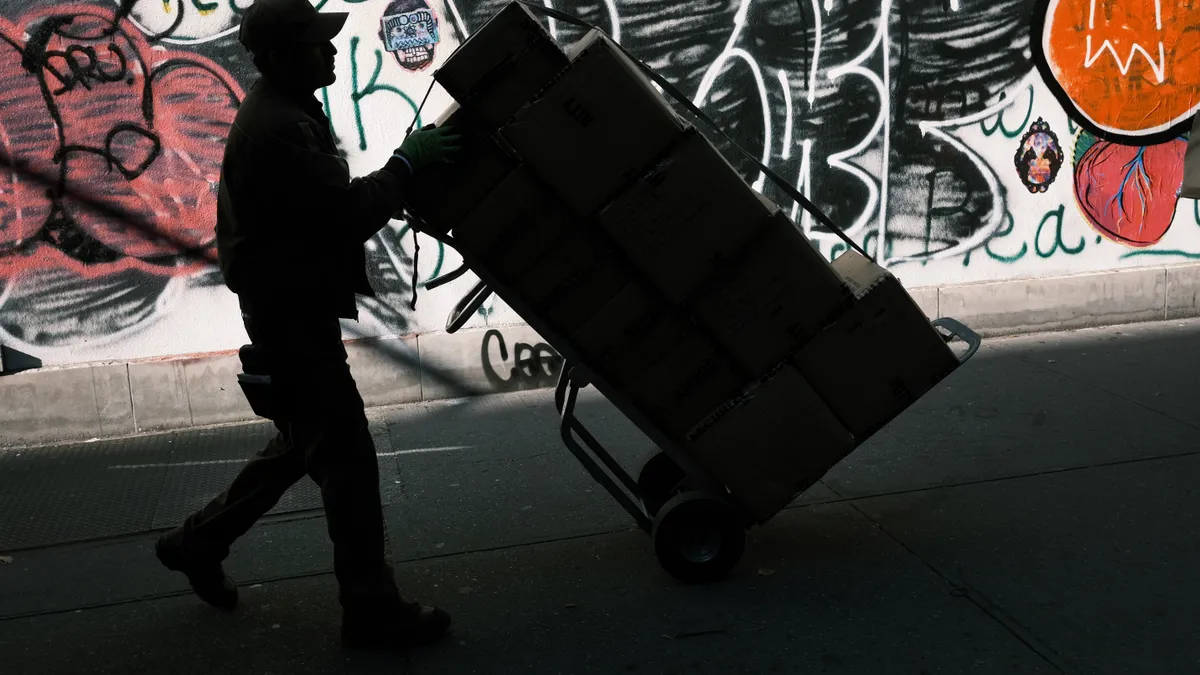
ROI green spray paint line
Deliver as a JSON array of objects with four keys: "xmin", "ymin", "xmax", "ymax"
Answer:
[
  {"xmin": 350, "ymin": 37, "xmax": 422, "ymax": 152},
  {"xmin": 980, "ymin": 86, "xmax": 1033, "ymax": 139},
  {"xmin": 1120, "ymin": 249, "xmax": 1200, "ymax": 260}
]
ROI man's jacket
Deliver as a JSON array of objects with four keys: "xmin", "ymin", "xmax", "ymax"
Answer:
[{"xmin": 215, "ymin": 78, "xmax": 411, "ymax": 319}]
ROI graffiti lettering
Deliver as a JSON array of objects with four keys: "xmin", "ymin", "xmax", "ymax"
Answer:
[
  {"xmin": 347, "ymin": 35, "xmax": 421, "ymax": 152},
  {"xmin": 44, "ymin": 43, "xmax": 129, "ymax": 93},
  {"xmin": 984, "ymin": 211, "xmax": 1029, "ymax": 264},
  {"xmin": 481, "ymin": 328, "xmax": 563, "ymax": 390},
  {"xmin": 910, "ymin": 83, "xmax": 991, "ymax": 120},
  {"xmin": 1034, "ymin": 205, "xmax": 1086, "ymax": 259},
  {"xmin": 393, "ymin": 222, "xmax": 444, "ymax": 288},
  {"xmin": 826, "ymin": 230, "xmax": 891, "ymax": 264},
  {"xmin": 979, "ymin": 87, "xmax": 1034, "ymax": 139},
  {"xmin": 54, "ymin": 123, "xmax": 161, "ymax": 181},
  {"xmin": 919, "ymin": 167, "xmax": 978, "ymax": 264},
  {"xmin": 0, "ymin": 5, "xmax": 242, "ymax": 349},
  {"xmin": 0, "ymin": 0, "xmax": 1198, "ymax": 370}
]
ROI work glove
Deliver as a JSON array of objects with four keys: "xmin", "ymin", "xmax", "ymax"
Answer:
[{"xmin": 397, "ymin": 124, "xmax": 463, "ymax": 172}]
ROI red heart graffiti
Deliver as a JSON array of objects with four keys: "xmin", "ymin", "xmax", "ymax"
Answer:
[{"xmin": 1073, "ymin": 135, "xmax": 1187, "ymax": 247}]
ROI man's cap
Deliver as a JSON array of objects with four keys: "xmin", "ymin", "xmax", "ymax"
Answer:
[{"xmin": 238, "ymin": 0, "xmax": 349, "ymax": 53}]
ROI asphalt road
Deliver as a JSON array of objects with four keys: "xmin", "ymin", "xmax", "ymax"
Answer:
[{"xmin": 2, "ymin": 318, "xmax": 1199, "ymax": 674}]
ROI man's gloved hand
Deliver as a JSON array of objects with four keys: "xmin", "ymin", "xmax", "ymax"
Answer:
[{"xmin": 397, "ymin": 125, "xmax": 463, "ymax": 172}]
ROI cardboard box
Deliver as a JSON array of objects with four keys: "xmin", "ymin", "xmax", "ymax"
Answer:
[
  {"xmin": 627, "ymin": 331, "xmax": 748, "ymax": 441},
  {"xmin": 597, "ymin": 129, "xmax": 772, "ymax": 302},
  {"xmin": 686, "ymin": 210, "xmax": 854, "ymax": 377},
  {"xmin": 452, "ymin": 167, "xmax": 577, "ymax": 284},
  {"xmin": 685, "ymin": 365, "xmax": 856, "ymax": 523},
  {"xmin": 588, "ymin": 308, "xmax": 697, "ymax": 389},
  {"xmin": 567, "ymin": 280, "xmax": 663, "ymax": 359},
  {"xmin": 793, "ymin": 250, "xmax": 961, "ymax": 439},
  {"xmin": 405, "ymin": 103, "xmax": 519, "ymax": 235},
  {"xmin": 507, "ymin": 227, "xmax": 632, "ymax": 336},
  {"xmin": 433, "ymin": 2, "xmax": 569, "ymax": 128},
  {"xmin": 499, "ymin": 29, "xmax": 687, "ymax": 216},
  {"xmin": 535, "ymin": 253, "xmax": 633, "ymax": 337}
]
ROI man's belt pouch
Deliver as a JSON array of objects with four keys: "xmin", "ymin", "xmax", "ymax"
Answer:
[{"xmin": 237, "ymin": 344, "xmax": 277, "ymax": 420}]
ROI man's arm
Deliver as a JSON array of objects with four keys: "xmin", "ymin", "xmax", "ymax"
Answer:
[{"xmin": 264, "ymin": 120, "xmax": 414, "ymax": 244}]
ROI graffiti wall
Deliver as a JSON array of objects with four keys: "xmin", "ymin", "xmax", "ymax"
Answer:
[{"xmin": 0, "ymin": 0, "xmax": 1196, "ymax": 368}]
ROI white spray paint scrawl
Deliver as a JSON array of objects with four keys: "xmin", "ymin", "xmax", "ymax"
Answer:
[{"xmin": 381, "ymin": 7, "xmax": 440, "ymax": 71}]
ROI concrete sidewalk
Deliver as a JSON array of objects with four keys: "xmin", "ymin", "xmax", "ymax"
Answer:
[{"xmin": 1, "ymin": 319, "xmax": 1199, "ymax": 674}]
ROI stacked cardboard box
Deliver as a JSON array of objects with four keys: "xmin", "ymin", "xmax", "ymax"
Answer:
[
  {"xmin": 685, "ymin": 365, "xmax": 855, "ymax": 521},
  {"xmin": 420, "ymin": 3, "xmax": 963, "ymax": 525},
  {"xmin": 432, "ymin": 2, "xmax": 570, "ymax": 131},
  {"xmin": 451, "ymin": 167, "xmax": 576, "ymax": 285},
  {"xmin": 684, "ymin": 205, "xmax": 855, "ymax": 377},
  {"xmin": 499, "ymin": 29, "xmax": 689, "ymax": 216},
  {"xmin": 406, "ymin": 2, "xmax": 569, "ymax": 235},
  {"xmin": 405, "ymin": 102, "xmax": 519, "ymax": 235},
  {"xmin": 596, "ymin": 129, "xmax": 773, "ymax": 303},
  {"xmin": 793, "ymin": 251, "xmax": 960, "ymax": 439},
  {"xmin": 682, "ymin": 251, "xmax": 960, "ymax": 522}
]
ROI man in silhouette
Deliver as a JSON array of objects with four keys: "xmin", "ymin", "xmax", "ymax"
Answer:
[{"xmin": 154, "ymin": 0, "xmax": 461, "ymax": 650}]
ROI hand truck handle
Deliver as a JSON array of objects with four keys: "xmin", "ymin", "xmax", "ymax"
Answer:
[
  {"xmin": 409, "ymin": 228, "xmax": 493, "ymax": 335},
  {"xmin": 445, "ymin": 280, "xmax": 494, "ymax": 334},
  {"xmin": 931, "ymin": 317, "xmax": 982, "ymax": 364}
]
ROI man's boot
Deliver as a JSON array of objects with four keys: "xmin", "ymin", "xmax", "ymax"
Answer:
[
  {"xmin": 155, "ymin": 534, "xmax": 239, "ymax": 611},
  {"xmin": 341, "ymin": 600, "xmax": 452, "ymax": 649}
]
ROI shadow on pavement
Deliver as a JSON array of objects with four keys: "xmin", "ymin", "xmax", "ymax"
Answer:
[{"xmin": 1, "ymin": 320, "xmax": 1199, "ymax": 674}]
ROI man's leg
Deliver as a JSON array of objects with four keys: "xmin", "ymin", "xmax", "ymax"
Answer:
[
  {"xmin": 156, "ymin": 422, "xmax": 310, "ymax": 609},
  {"xmin": 285, "ymin": 318, "xmax": 450, "ymax": 648},
  {"xmin": 157, "ymin": 311, "xmax": 310, "ymax": 609},
  {"xmin": 294, "ymin": 399, "xmax": 397, "ymax": 605},
  {"xmin": 162, "ymin": 422, "xmax": 308, "ymax": 556}
]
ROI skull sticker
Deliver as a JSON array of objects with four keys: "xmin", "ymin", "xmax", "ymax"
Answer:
[{"xmin": 380, "ymin": 0, "xmax": 440, "ymax": 72}]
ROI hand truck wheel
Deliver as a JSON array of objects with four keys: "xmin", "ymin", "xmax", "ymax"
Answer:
[
  {"xmin": 652, "ymin": 491, "xmax": 746, "ymax": 584},
  {"xmin": 637, "ymin": 451, "xmax": 686, "ymax": 518}
]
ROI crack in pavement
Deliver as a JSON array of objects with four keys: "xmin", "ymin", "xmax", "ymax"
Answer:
[
  {"xmin": 7, "ymin": 445, "xmax": 1196, "ymax": 554},
  {"xmin": 820, "ymin": 474, "xmax": 1088, "ymax": 675},
  {"xmin": 0, "ymin": 525, "xmax": 637, "ymax": 623},
  {"xmin": 989, "ymin": 343, "xmax": 1200, "ymax": 435}
]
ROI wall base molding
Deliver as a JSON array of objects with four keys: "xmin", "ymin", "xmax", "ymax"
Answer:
[{"xmin": 3, "ymin": 261, "xmax": 1197, "ymax": 447}]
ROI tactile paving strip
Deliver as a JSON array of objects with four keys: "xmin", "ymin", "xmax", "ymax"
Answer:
[
  {"xmin": 0, "ymin": 434, "xmax": 174, "ymax": 551},
  {"xmin": 1, "ymin": 421, "xmax": 403, "ymax": 550}
]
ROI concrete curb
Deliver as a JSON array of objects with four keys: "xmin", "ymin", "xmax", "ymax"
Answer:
[
  {"xmin": 0, "ymin": 324, "xmax": 563, "ymax": 448},
  {"xmin": 2, "ymin": 261, "xmax": 1197, "ymax": 447}
]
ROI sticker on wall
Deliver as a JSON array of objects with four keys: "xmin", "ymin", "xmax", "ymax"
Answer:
[
  {"xmin": 380, "ymin": 0, "xmax": 440, "ymax": 72},
  {"xmin": 1072, "ymin": 130, "xmax": 1187, "ymax": 247},
  {"xmin": 1014, "ymin": 117, "xmax": 1064, "ymax": 194}
]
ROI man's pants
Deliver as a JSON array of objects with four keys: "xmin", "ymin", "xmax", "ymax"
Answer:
[{"xmin": 165, "ymin": 308, "xmax": 400, "ymax": 612}]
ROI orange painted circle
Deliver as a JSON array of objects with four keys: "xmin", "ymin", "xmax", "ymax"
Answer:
[{"xmin": 1041, "ymin": 0, "xmax": 1200, "ymax": 137}]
